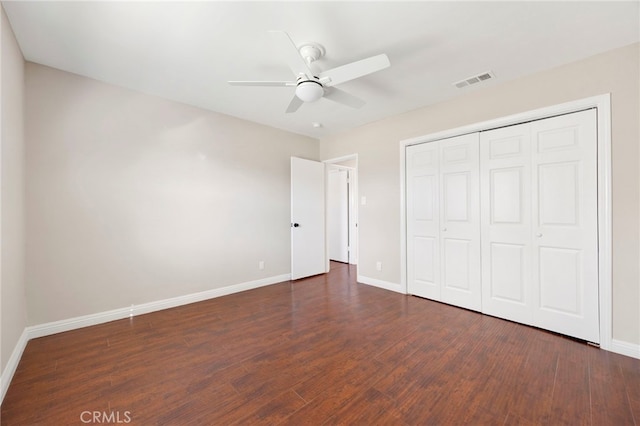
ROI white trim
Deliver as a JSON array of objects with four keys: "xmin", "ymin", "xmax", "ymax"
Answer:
[
  {"xmin": 27, "ymin": 306, "xmax": 131, "ymax": 339},
  {"xmin": 610, "ymin": 339, "xmax": 640, "ymax": 360},
  {"xmin": 401, "ymin": 95, "xmax": 610, "ymax": 147},
  {"xmin": 1, "ymin": 329, "xmax": 29, "ymax": 403},
  {"xmin": 358, "ymin": 275, "xmax": 404, "ymax": 294},
  {"xmin": 400, "ymin": 94, "xmax": 613, "ymax": 351},
  {"xmin": 399, "ymin": 141, "xmax": 408, "ymax": 294},
  {"xmin": 28, "ymin": 273, "xmax": 291, "ymax": 339},
  {"xmin": 323, "ymin": 153, "xmax": 359, "ymax": 166},
  {"xmin": 595, "ymin": 98, "xmax": 612, "ymax": 352}
]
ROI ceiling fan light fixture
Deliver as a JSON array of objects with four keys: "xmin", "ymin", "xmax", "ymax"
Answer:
[
  {"xmin": 295, "ymin": 80, "xmax": 324, "ymax": 102},
  {"xmin": 229, "ymin": 31, "xmax": 389, "ymax": 113}
]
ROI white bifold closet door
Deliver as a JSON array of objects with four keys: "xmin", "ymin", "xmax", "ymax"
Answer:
[
  {"xmin": 480, "ymin": 109, "xmax": 599, "ymax": 343},
  {"xmin": 407, "ymin": 133, "xmax": 481, "ymax": 312}
]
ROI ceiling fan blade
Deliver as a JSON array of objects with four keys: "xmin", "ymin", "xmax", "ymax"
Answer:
[
  {"xmin": 323, "ymin": 87, "xmax": 366, "ymax": 109},
  {"xmin": 285, "ymin": 95, "xmax": 304, "ymax": 113},
  {"xmin": 268, "ymin": 30, "xmax": 314, "ymax": 78},
  {"xmin": 319, "ymin": 54, "xmax": 390, "ymax": 87},
  {"xmin": 228, "ymin": 81, "xmax": 295, "ymax": 87}
]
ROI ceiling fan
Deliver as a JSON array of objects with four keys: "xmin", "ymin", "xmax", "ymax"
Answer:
[{"xmin": 228, "ymin": 31, "xmax": 390, "ymax": 113}]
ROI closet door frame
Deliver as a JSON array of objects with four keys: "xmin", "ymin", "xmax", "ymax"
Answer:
[{"xmin": 400, "ymin": 94, "xmax": 612, "ymax": 351}]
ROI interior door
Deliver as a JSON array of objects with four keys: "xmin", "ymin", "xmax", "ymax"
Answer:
[
  {"xmin": 439, "ymin": 133, "xmax": 481, "ymax": 311},
  {"xmin": 480, "ymin": 123, "xmax": 533, "ymax": 325},
  {"xmin": 531, "ymin": 109, "xmax": 599, "ymax": 343},
  {"xmin": 328, "ymin": 168, "xmax": 349, "ymax": 263},
  {"xmin": 291, "ymin": 157, "xmax": 326, "ymax": 280}
]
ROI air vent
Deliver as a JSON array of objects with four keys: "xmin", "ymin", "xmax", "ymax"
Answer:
[{"xmin": 453, "ymin": 71, "xmax": 495, "ymax": 89}]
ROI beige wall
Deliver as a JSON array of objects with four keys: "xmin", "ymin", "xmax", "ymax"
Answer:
[
  {"xmin": 1, "ymin": 6, "xmax": 27, "ymax": 373},
  {"xmin": 320, "ymin": 43, "xmax": 640, "ymax": 345},
  {"xmin": 25, "ymin": 63, "xmax": 318, "ymax": 325}
]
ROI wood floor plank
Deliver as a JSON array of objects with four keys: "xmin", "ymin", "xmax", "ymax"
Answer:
[
  {"xmin": 618, "ymin": 352, "xmax": 640, "ymax": 424},
  {"xmin": 589, "ymin": 349, "xmax": 636, "ymax": 425},
  {"xmin": 323, "ymin": 387, "xmax": 407, "ymax": 426},
  {"xmin": 282, "ymin": 382, "xmax": 364, "ymax": 425},
  {"xmin": 1, "ymin": 261, "xmax": 638, "ymax": 425},
  {"xmin": 231, "ymin": 389, "xmax": 306, "ymax": 425},
  {"xmin": 548, "ymin": 340, "xmax": 592, "ymax": 425}
]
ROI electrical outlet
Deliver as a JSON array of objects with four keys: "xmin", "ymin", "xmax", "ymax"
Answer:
[
  {"xmin": 258, "ymin": 261, "xmax": 265, "ymax": 270},
  {"xmin": 376, "ymin": 261, "xmax": 382, "ymax": 271}
]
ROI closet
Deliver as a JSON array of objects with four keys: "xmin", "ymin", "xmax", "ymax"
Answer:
[{"xmin": 406, "ymin": 109, "xmax": 599, "ymax": 343}]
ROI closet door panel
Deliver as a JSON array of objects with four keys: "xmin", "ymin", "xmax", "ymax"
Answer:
[
  {"xmin": 443, "ymin": 238, "xmax": 471, "ymax": 290},
  {"xmin": 406, "ymin": 143, "xmax": 441, "ymax": 300},
  {"xmin": 532, "ymin": 109, "xmax": 599, "ymax": 343},
  {"xmin": 413, "ymin": 237, "xmax": 437, "ymax": 286},
  {"xmin": 489, "ymin": 243, "xmax": 525, "ymax": 302},
  {"xmin": 439, "ymin": 133, "xmax": 481, "ymax": 311},
  {"xmin": 491, "ymin": 167, "xmax": 523, "ymax": 223},
  {"xmin": 480, "ymin": 124, "xmax": 533, "ymax": 325}
]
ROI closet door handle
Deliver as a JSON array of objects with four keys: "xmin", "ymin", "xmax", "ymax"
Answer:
[
  {"xmin": 536, "ymin": 232, "xmax": 543, "ymax": 237},
  {"xmin": 442, "ymin": 227, "xmax": 447, "ymax": 232}
]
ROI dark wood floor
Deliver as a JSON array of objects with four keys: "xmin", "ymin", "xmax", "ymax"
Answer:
[{"xmin": 2, "ymin": 262, "xmax": 639, "ymax": 425}]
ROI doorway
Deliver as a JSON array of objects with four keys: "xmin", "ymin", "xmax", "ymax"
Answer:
[{"xmin": 324, "ymin": 155, "xmax": 358, "ymax": 271}]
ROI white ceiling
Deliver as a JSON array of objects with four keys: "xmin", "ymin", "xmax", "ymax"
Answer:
[{"xmin": 3, "ymin": 1, "xmax": 639, "ymax": 138}]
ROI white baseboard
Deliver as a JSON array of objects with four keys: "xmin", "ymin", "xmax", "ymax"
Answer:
[
  {"xmin": 28, "ymin": 273, "xmax": 291, "ymax": 339},
  {"xmin": 1, "ymin": 273, "xmax": 290, "ymax": 405},
  {"xmin": 610, "ymin": 339, "xmax": 640, "ymax": 359},
  {"xmin": 357, "ymin": 275, "xmax": 405, "ymax": 294},
  {"xmin": 1, "ymin": 328, "xmax": 29, "ymax": 403},
  {"xmin": 27, "ymin": 305, "xmax": 133, "ymax": 340}
]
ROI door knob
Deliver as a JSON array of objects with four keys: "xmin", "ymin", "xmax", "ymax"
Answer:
[
  {"xmin": 442, "ymin": 227, "xmax": 447, "ymax": 232},
  {"xmin": 292, "ymin": 223, "xmax": 300, "ymax": 228},
  {"xmin": 536, "ymin": 232, "xmax": 543, "ymax": 237}
]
